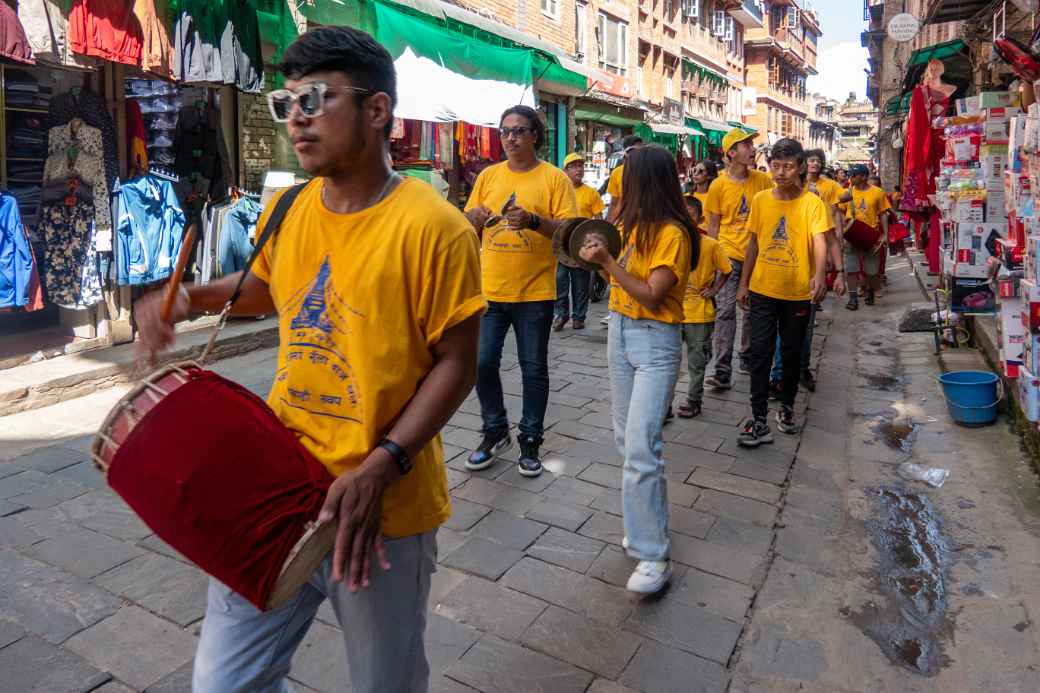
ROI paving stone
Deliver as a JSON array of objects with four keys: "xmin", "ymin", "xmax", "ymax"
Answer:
[
  {"xmin": 0, "ymin": 634, "xmax": 111, "ymax": 692},
  {"xmin": 93, "ymin": 682, "xmax": 136, "ymax": 693},
  {"xmin": 50, "ymin": 490, "xmax": 151, "ymax": 541},
  {"xmin": 526, "ymin": 527, "xmax": 604, "ymax": 572},
  {"xmin": 0, "ymin": 618, "xmax": 25, "ymax": 647},
  {"xmin": 432, "ymin": 675, "xmax": 477, "ymax": 693},
  {"xmin": 540, "ymin": 451, "xmax": 593, "ymax": 478},
  {"xmin": 737, "ymin": 622, "xmax": 827, "ymax": 682},
  {"xmin": 727, "ymin": 457, "xmax": 791, "ymax": 485},
  {"xmin": 0, "ymin": 548, "xmax": 120, "ymax": 644},
  {"xmin": 443, "ymin": 498, "xmax": 492, "ymax": 531},
  {"xmin": 446, "ymin": 468, "xmax": 469, "ymax": 491},
  {"xmin": 620, "ymin": 640, "xmax": 726, "ymax": 693},
  {"xmin": 673, "ymin": 567, "xmax": 755, "ymax": 623},
  {"xmin": 447, "ymin": 634, "xmax": 593, "ymax": 693},
  {"xmin": 554, "ymin": 440, "xmax": 621, "ymax": 467},
  {"xmin": 442, "ymin": 428, "xmax": 484, "ymax": 451},
  {"xmin": 670, "ymin": 533, "xmax": 767, "ymax": 586},
  {"xmin": 11, "ymin": 446, "xmax": 82, "ymax": 474},
  {"xmin": 0, "ymin": 470, "xmax": 88, "ymax": 509},
  {"xmin": 667, "ymin": 480, "xmax": 701, "ymax": 507},
  {"xmin": 523, "ymin": 605, "xmax": 642, "ymax": 678},
  {"xmin": 96, "ymin": 553, "xmax": 208, "ymax": 626},
  {"xmin": 0, "ymin": 499, "xmax": 24, "ymax": 516},
  {"xmin": 289, "ymin": 621, "xmax": 349, "ymax": 691},
  {"xmin": 501, "ymin": 557, "xmax": 631, "ymax": 627},
  {"xmin": 137, "ymin": 534, "xmax": 189, "ymax": 563},
  {"xmin": 524, "ymin": 498, "xmax": 593, "ymax": 532},
  {"xmin": 435, "ymin": 576, "xmax": 546, "ymax": 639},
  {"xmin": 589, "ymin": 488, "xmax": 622, "ymax": 516},
  {"xmin": 29, "ymin": 528, "xmax": 142, "ymax": 579},
  {"xmin": 429, "ymin": 565, "xmax": 468, "ymax": 608},
  {"xmin": 453, "ymin": 477, "xmax": 509, "ymax": 506},
  {"xmin": 668, "ymin": 505, "xmax": 716, "ymax": 539},
  {"xmin": 495, "ymin": 464, "xmax": 557, "ymax": 492},
  {"xmin": 706, "ymin": 515, "xmax": 775, "ymax": 553},
  {"xmin": 64, "ymin": 606, "xmax": 196, "ymax": 690},
  {"xmin": 577, "ymin": 462, "xmax": 622, "ymax": 489},
  {"xmin": 0, "ymin": 515, "xmax": 43, "ymax": 549},
  {"xmin": 586, "ymin": 545, "xmax": 635, "ymax": 587},
  {"xmin": 471, "ymin": 510, "xmax": 547, "ymax": 549},
  {"xmin": 426, "ymin": 611, "xmax": 481, "ymax": 679},
  {"xmin": 687, "ymin": 468, "xmax": 782, "ymax": 504},
  {"xmin": 441, "ymin": 537, "xmax": 525, "ymax": 580},
  {"xmin": 435, "ymin": 527, "xmax": 468, "ymax": 558},
  {"xmin": 50, "ymin": 460, "xmax": 108, "ymax": 490},
  {"xmin": 542, "ymin": 476, "xmax": 603, "ymax": 506},
  {"xmin": 577, "ymin": 510, "xmax": 625, "ymax": 545},
  {"xmin": 693, "ymin": 488, "xmax": 779, "ymax": 528},
  {"xmin": 587, "ymin": 679, "xmax": 640, "ymax": 693},
  {"xmin": 773, "ymin": 526, "xmax": 841, "ymax": 577},
  {"xmin": 624, "ymin": 597, "xmax": 742, "ymax": 664}
]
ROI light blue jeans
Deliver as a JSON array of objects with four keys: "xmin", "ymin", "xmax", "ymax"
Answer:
[
  {"xmin": 192, "ymin": 531, "xmax": 437, "ymax": 693},
  {"xmin": 608, "ymin": 312, "xmax": 682, "ymax": 562}
]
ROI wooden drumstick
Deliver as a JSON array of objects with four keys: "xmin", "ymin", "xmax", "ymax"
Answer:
[{"xmin": 160, "ymin": 223, "xmax": 197, "ymax": 323}]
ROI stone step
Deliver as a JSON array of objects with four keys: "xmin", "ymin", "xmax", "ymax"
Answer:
[{"xmin": 0, "ymin": 317, "xmax": 277, "ymax": 417}]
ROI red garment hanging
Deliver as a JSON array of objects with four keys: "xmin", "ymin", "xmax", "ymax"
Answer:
[
  {"xmin": 927, "ymin": 213, "xmax": 941, "ymax": 274},
  {"xmin": 68, "ymin": 0, "xmax": 143, "ymax": 66},
  {"xmin": 0, "ymin": 0, "xmax": 35, "ymax": 64}
]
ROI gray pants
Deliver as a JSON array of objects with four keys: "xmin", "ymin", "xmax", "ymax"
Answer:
[
  {"xmin": 712, "ymin": 258, "xmax": 751, "ymax": 380},
  {"xmin": 682, "ymin": 322, "xmax": 714, "ymax": 405},
  {"xmin": 192, "ymin": 531, "xmax": 437, "ymax": 693}
]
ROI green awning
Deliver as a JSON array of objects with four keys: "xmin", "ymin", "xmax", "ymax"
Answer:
[
  {"xmin": 681, "ymin": 58, "xmax": 727, "ymax": 89},
  {"xmin": 634, "ymin": 123, "xmax": 678, "ymax": 152},
  {"xmin": 884, "ymin": 92, "xmax": 913, "ymax": 116},
  {"xmin": 908, "ymin": 39, "xmax": 966, "ymax": 66},
  {"xmin": 901, "ymin": 37, "xmax": 970, "ymax": 103},
  {"xmin": 687, "ymin": 118, "xmax": 727, "ymax": 145},
  {"xmin": 534, "ymin": 56, "xmax": 589, "ymax": 95},
  {"xmin": 729, "ymin": 121, "xmax": 756, "ymax": 134},
  {"xmin": 574, "ymin": 108, "xmax": 643, "ymax": 128}
]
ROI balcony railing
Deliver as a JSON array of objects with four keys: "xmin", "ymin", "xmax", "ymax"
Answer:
[{"xmin": 729, "ymin": 0, "xmax": 764, "ymax": 28}]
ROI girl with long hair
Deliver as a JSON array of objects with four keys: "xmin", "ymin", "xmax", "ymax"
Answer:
[{"xmin": 579, "ymin": 144, "xmax": 698, "ymax": 595}]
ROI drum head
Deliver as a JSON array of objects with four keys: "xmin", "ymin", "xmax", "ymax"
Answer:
[
  {"xmin": 267, "ymin": 519, "xmax": 337, "ymax": 610},
  {"xmin": 552, "ymin": 217, "xmax": 586, "ymax": 265},
  {"xmin": 568, "ymin": 219, "xmax": 622, "ymax": 270}
]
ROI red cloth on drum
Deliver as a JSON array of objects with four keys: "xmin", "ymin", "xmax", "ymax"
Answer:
[{"xmin": 107, "ymin": 370, "xmax": 334, "ymax": 610}]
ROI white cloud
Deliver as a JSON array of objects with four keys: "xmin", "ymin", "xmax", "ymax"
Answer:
[{"xmin": 808, "ymin": 41, "xmax": 870, "ymax": 103}]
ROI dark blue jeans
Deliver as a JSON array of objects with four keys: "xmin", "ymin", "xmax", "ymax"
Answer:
[
  {"xmin": 555, "ymin": 263, "xmax": 591, "ymax": 322},
  {"xmin": 770, "ymin": 302, "xmax": 817, "ymax": 381},
  {"xmin": 476, "ymin": 300, "xmax": 554, "ymax": 440}
]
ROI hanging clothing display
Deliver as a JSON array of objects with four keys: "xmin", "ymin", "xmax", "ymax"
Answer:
[
  {"xmin": 44, "ymin": 121, "xmax": 111, "ymax": 240},
  {"xmin": 173, "ymin": 102, "xmax": 231, "ymax": 198},
  {"xmin": 114, "ymin": 174, "xmax": 186, "ymax": 285},
  {"xmin": 126, "ymin": 99, "xmax": 149, "ymax": 173},
  {"xmin": 18, "ymin": 0, "xmax": 99, "ymax": 69},
  {"xmin": 0, "ymin": 0, "xmax": 35, "ymax": 65},
  {"xmin": 67, "ymin": 0, "xmax": 143, "ymax": 66},
  {"xmin": 172, "ymin": 0, "xmax": 225, "ymax": 85},
  {"xmin": 195, "ymin": 194, "xmax": 259, "ymax": 283},
  {"xmin": 133, "ymin": 0, "xmax": 175, "ymax": 79},
  {"xmin": 221, "ymin": 0, "xmax": 263, "ymax": 93},
  {"xmin": 50, "ymin": 88, "xmax": 120, "ymax": 190},
  {"xmin": 0, "ymin": 194, "xmax": 34, "ymax": 308},
  {"xmin": 126, "ymin": 77, "xmax": 180, "ymax": 167},
  {"xmin": 38, "ymin": 198, "xmax": 102, "ymax": 308}
]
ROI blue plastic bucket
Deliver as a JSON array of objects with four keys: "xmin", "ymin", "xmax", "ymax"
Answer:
[{"xmin": 937, "ymin": 370, "xmax": 1001, "ymax": 426}]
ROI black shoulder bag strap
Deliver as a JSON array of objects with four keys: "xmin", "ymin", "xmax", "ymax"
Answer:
[{"xmin": 200, "ymin": 182, "xmax": 308, "ymax": 361}]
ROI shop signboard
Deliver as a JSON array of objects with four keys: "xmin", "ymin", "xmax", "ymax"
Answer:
[
  {"xmin": 886, "ymin": 13, "xmax": 920, "ymax": 43},
  {"xmin": 741, "ymin": 88, "xmax": 758, "ymax": 117},
  {"xmin": 593, "ymin": 71, "xmax": 632, "ymax": 98},
  {"xmin": 664, "ymin": 98, "xmax": 682, "ymax": 125}
]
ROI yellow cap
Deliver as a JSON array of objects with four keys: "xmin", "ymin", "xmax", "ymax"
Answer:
[
  {"xmin": 563, "ymin": 153, "xmax": 584, "ymax": 168},
  {"xmin": 721, "ymin": 127, "xmax": 756, "ymax": 155}
]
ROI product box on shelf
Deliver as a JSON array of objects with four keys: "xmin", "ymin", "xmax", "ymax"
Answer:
[
  {"xmin": 986, "ymin": 191, "xmax": 1007, "ymax": 221},
  {"xmin": 996, "ymin": 239, "xmax": 1024, "ymax": 273},
  {"xmin": 1026, "ymin": 237, "xmax": 1040, "ymax": 282},
  {"xmin": 950, "ymin": 135, "xmax": 981, "ymax": 162},
  {"xmin": 952, "ymin": 197, "xmax": 986, "ymax": 223},
  {"xmin": 998, "ymin": 295, "xmax": 1025, "ymax": 363},
  {"xmin": 950, "ymin": 277, "xmax": 996, "ymax": 313},
  {"xmin": 1025, "ymin": 334, "xmax": 1040, "ymax": 374},
  {"xmin": 954, "ymin": 220, "xmax": 1007, "ymax": 254},
  {"xmin": 1002, "ymin": 348, "xmax": 1022, "ymax": 379},
  {"xmin": 979, "ymin": 91, "xmax": 1017, "ymax": 109},
  {"xmin": 1022, "ymin": 279, "xmax": 1040, "ymax": 333},
  {"xmin": 1018, "ymin": 366, "xmax": 1040, "ymax": 420}
]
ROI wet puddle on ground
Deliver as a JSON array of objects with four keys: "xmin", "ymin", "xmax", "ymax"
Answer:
[
  {"xmin": 862, "ymin": 373, "xmax": 904, "ymax": 391},
  {"xmin": 849, "ymin": 487, "xmax": 953, "ymax": 675},
  {"xmin": 870, "ymin": 417, "xmax": 920, "ymax": 454}
]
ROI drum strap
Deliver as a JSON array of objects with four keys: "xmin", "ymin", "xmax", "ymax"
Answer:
[{"xmin": 200, "ymin": 183, "xmax": 308, "ymax": 362}]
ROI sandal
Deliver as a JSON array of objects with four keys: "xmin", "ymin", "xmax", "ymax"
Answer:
[{"xmin": 677, "ymin": 401, "xmax": 701, "ymax": 418}]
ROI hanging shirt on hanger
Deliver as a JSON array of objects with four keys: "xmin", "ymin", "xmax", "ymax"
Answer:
[
  {"xmin": 126, "ymin": 99, "xmax": 149, "ymax": 174},
  {"xmin": 38, "ymin": 198, "xmax": 103, "ymax": 309},
  {"xmin": 44, "ymin": 122, "xmax": 111, "ymax": 240},
  {"xmin": 68, "ymin": 0, "xmax": 143, "ymax": 66},
  {"xmin": 50, "ymin": 89, "xmax": 120, "ymax": 190},
  {"xmin": 132, "ymin": 0, "xmax": 175, "ymax": 79},
  {"xmin": 217, "ymin": 197, "xmax": 260, "ymax": 275},
  {"xmin": 173, "ymin": 0, "xmax": 224, "ymax": 84},
  {"xmin": 221, "ymin": 0, "xmax": 263, "ymax": 93},
  {"xmin": 173, "ymin": 103, "xmax": 231, "ymax": 197},
  {"xmin": 18, "ymin": 0, "xmax": 98, "ymax": 69},
  {"xmin": 0, "ymin": 195, "xmax": 34, "ymax": 308},
  {"xmin": 0, "ymin": 1, "xmax": 35, "ymax": 65},
  {"xmin": 115, "ymin": 175, "xmax": 186, "ymax": 285}
]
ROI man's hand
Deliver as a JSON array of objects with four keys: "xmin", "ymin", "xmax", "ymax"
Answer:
[
  {"xmin": 809, "ymin": 274, "xmax": 828, "ymax": 303},
  {"xmin": 831, "ymin": 271, "xmax": 847, "ymax": 297},
  {"xmin": 503, "ymin": 202, "xmax": 533, "ymax": 230},
  {"xmin": 465, "ymin": 206, "xmax": 491, "ymax": 231},
  {"xmin": 699, "ymin": 286, "xmax": 719, "ymax": 299},
  {"xmin": 318, "ymin": 448, "xmax": 400, "ymax": 591},
  {"xmin": 736, "ymin": 284, "xmax": 750, "ymax": 310},
  {"xmin": 871, "ymin": 237, "xmax": 886, "ymax": 254},
  {"xmin": 579, "ymin": 236, "xmax": 611, "ymax": 266},
  {"xmin": 133, "ymin": 286, "xmax": 189, "ymax": 360}
]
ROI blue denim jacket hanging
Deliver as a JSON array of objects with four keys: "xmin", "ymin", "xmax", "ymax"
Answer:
[
  {"xmin": 0, "ymin": 194, "xmax": 33, "ymax": 308},
  {"xmin": 115, "ymin": 175, "xmax": 186, "ymax": 285}
]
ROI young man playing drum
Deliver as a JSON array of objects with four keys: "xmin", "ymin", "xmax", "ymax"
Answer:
[
  {"xmin": 134, "ymin": 26, "xmax": 484, "ymax": 693},
  {"xmin": 840, "ymin": 164, "xmax": 890, "ymax": 310}
]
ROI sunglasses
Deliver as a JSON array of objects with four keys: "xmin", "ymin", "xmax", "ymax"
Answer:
[
  {"xmin": 266, "ymin": 81, "xmax": 370, "ymax": 122},
  {"xmin": 499, "ymin": 126, "xmax": 535, "ymax": 139}
]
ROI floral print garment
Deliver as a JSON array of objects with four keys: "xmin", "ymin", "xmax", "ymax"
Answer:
[
  {"xmin": 44, "ymin": 123, "xmax": 111, "ymax": 235},
  {"xmin": 40, "ymin": 198, "xmax": 102, "ymax": 308}
]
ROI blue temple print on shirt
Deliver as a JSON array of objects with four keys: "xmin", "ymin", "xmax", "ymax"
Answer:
[
  {"xmin": 762, "ymin": 216, "xmax": 797, "ymax": 268},
  {"xmin": 275, "ymin": 256, "xmax": 364, "ymax": 423},
  {"xmin": 738, "ymin": 195, "xmax": 749, "ymax": 217},
  {"xmin": 772, "ymin": 216, "xmax": 789, "ymax": 242}
]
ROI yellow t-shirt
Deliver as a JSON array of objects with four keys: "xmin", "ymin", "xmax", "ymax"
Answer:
[
  {"xmin": 705, "ymin": 169, "xmax": 775, "ymax": 261},
  {"xmin": 609, "ymin": 223, "xmax": 692, "ymax": 324},
  {"xmin": 682, "ymin": 235, "xmax": 732, "ymax": 324},
  {"xmin": 574, "ymin": 183, "xmax": 606, "ymax": 218},
  {"xmin": 808, "ymin": 177, "xmax": 843, "ymax": 209},
  {"xmin": 466, "ymin": 161, "xmax": 577, "ymax": 302},
  {"xmin": 607, "ymin": 164, "xmax": 623, "ymax": 200},
  {"xmin": 253, "ymin": 178, "xmax": 486, "ymax": 538},
  {"xmin": 846, "ymin": 184, "xmax": 891, "ymax": 229},
  {"xmin": 747, "ymin": 189, "xmax": 833, "ymax": 302}
]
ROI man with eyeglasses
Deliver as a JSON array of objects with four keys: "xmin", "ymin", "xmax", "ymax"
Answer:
[
  {"xmin": 132, "ymin": 26, "xmax": 484, "ymax": 692},
  {"xmin": 464, "ymin": 105, "xmax": 577, "ymax": 478}
]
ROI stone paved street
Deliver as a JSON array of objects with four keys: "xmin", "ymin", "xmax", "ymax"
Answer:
[{"xmin": 1, "ymin": 255, "xmax": 1038, "ymax": 691}]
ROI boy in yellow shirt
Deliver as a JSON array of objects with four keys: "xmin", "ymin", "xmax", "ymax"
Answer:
[
  {"xmin": 464, "ymin": 106, "xmax": 578, "ymax": 477},
  {"xmin": 676, "ymin": 195, "xmax": 731, "ymax": 419},
  {"xmin": 736, "ymin": 138, "xmax": 835, "ymax": 447},
  {"xmin": 554, "ymin": 152, "xmax": 604, "ymax": 331},
  {"xmin": 841, "ymin": 164, "xmax": 890, "ymax": 310},
  {"xmin": 704, "ymin": 127, "xmax": 774, "ymax": 390}
]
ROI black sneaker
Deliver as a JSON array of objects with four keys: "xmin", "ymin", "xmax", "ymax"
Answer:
[
  {"xmin": 517, "ymin": 434, "xmax": 543, "ymax": 477},
  {"xmin": 705, "ymin": 374, "xmax": 732, "ymax": 390},
  {"xmin": 465, "ymin": 431, "xmax": 512, "ymax": 471},
  {"xmin": 738, "ymin": 360, "xmax": 751, "ymax": 375},
  {"xmin": 768, "ymin": 380, "xmax": 782, "ymax": 401},
  {"xmin": 738, "ymin": 417, "xmax": 774, "ymax": 447},
  {"xmin": 865, "ymin": 289, "xmax": 876, "ymax": 306},
  {"xmin": 775, "ymin": 404, "xmax": 799, "ymax": 434},
  {"xmin": 800, "ymin": 369, "xmax": 817, "ymax": 392}
]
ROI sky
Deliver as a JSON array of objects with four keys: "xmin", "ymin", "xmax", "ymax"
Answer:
[{"xmin": 805, "ymin": 0, "xmax": 871, "ymax": 103}]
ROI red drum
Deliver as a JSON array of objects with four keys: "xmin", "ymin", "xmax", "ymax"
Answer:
[
  {"xmin": 92, "ymin": 362, "xmax": 335, "ymax": 611},
  {"xmin": 844, "ymin": 219, "xmax": 882, "ymax": 252}
]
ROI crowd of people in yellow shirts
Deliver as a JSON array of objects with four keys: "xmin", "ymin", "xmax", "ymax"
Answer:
[{"xmin": 461, "ymin": 105, "xmax": 896, "ymax": 596}]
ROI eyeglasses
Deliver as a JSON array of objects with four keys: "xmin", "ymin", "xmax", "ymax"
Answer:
[
  {"xmin": 266, "ymin": 81, "xmax": 370, "ymax": 122},
  {"xmin": 499, "ymin": 126, "xmax": 535, "ymax": 139}
]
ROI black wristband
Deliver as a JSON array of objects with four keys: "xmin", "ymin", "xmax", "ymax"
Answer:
[
  {"xmin": 377, "ymin": 438, "xmax": 412, "ymax": 475},
  {"xmin": 527, "ymin": 213, "xmax": 541, "ymax": 230}
]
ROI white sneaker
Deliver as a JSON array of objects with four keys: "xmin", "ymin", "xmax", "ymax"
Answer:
[
  {"xmin": 622, "ymin": 536, "xmax": 629, "ymax": 551},
  {"xmin": 600, "ymin": 314, "xmax": 610, "ymax": 325},
  {"xmin": 626, "ymin": 560, "xmax": 672, "ymax": 594}
]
